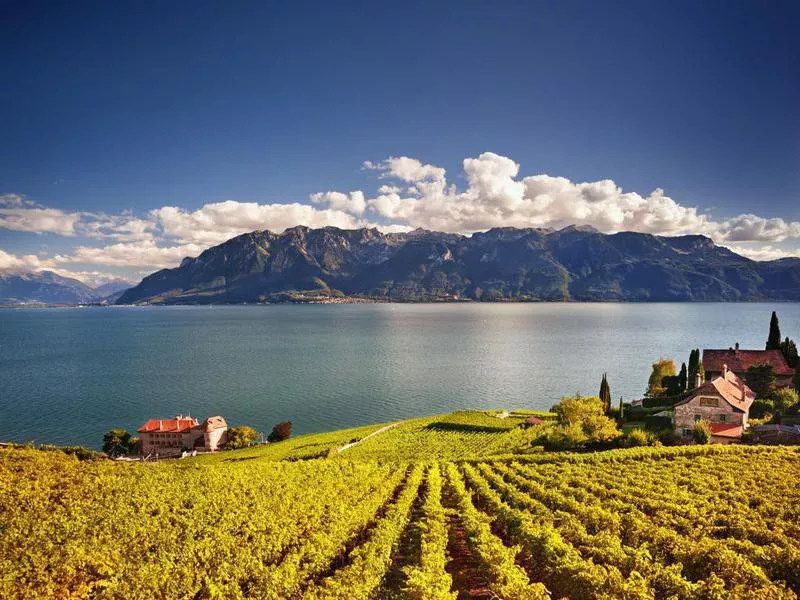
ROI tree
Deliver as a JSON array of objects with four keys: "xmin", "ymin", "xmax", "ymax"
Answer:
[
  {"xmin": 773, "ymin": 387, "xmax": 799, "ymax": 413},
  {"xmin": 268, "ymin": 421, "xmax": 293, "ymax": 442},
  {"xmin": 692, "ymin": 420, "xmax": 712, "ymax": 444},
  {"xmin": 678, "ymin": 362, "xmax": 688, "ymax": 393},
  {"xmin": 780, "ymin": 337, "xmax": 799, "ymax": 369},
  {"xmin": 552, "ymin": 395, "xmax": 604, "ymax": 426},
  {"xmin": 744, "ymin": 363, "xmax": 777, "ymax": 399},
  {"xmin": 618, "ymin": 397, "xmax": 624, "ymax": 420},
  {"xmin": 225, "ymin": 426, "xmax": 260, "ymax": 449},
  {"xmin": 687, "ymin": 349, "xmax": 700, "ymax": 387},
  {"xmin": 646, "ymin": 359, "xmax": 677, "ymax": 397},
  {"xmin": 102, "ymin": 429, "xmax": 131, "ymax": 457},
  {"xmin": 766, "ymin": 311, "xmax": 782, "ymax": 350},
  {"xmin": 598, "ymin": 373, "xmax": 611, "ymax": 414}
]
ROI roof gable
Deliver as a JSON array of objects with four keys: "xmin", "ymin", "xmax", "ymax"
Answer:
[
  {"xmin": 676, "ymin": 370, "xmax": 755, "ymax": 412},
  {"xmin": 703, "ymin": 348, "xmax": 794, "ymax": 376},
  {"xmin": 137, "ymin": 417, "xmax": 199, "ymax": 433}
]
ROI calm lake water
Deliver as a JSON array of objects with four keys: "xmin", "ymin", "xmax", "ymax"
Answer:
[{"xmin": 1, "ymin": 303, "xmax": 798, "ymax": 448}]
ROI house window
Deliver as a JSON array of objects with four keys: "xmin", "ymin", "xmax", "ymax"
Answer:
[
  {"xmin": 694, "ymin": 415, "xmax": 701, "ymax": 423},
  {"xmin": 719, "ymin": 414, "xmax": 727, "ymax": 423},
  {"xmin": 699, "ymin": 397, "xmax": 719, "ymax": 407},
  {"xmin": 682, "ymin": 428, "xmax": 692, "ymax": 437}
]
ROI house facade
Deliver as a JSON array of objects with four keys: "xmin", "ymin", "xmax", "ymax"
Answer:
[
  {"xmin": 703, "ymin": 347, "xmax": 795, "ymax": 388},
  {"xmin": 137, "ymin": 415, "xmax": 228, "ymax": 456},
  {"xmin": 673, "ymin": 366, "xmax": 754, "ymax": 443}
]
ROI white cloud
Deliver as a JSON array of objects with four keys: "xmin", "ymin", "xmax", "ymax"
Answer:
[
  {"xmin": 0, "ymin": 206, "xmax": 82, "ymax": 235},
  {"xmin": 723, "ymin": 244, "xmax": 800, "ymax": 261},
  {"xmin": 151, "ymin": 200, "xmax": 363, "ymax": 246},
  {"xmin": 320, "ymin": 152, "xmax": 800, "ymax": 243},
  {"xmin": 51, "ymin": 240, "xmax": 206, "ymax": 269},
  {"xmin": 0, "ymin": 248, "xmax": 43, "ymax": 270},
  {"xmin": 310, "ymin": 191, "xmax": 366, "ymax": 215}
]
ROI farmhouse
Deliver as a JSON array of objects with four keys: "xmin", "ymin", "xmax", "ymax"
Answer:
[
  {"xmin": 138, "ymin": 415, "xmax": 228, "ymax": 456},
  {"xmin": 673, "ymin": 366, "xmax": 754, "ymax": 443},
  {"xmin": 703, "ymin": 347, "xmax": 795, "ymax": 388}
]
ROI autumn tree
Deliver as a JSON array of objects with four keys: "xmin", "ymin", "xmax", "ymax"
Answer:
[
  {"xmin": 268, "ymin": 421, "xmax": 293, "ymax": 442},
  {"xmin": 766, "ymin": 311, "xmax": 782, "ymax": 350},
  {"xmin": 225, "ymin": 426, "xmax": 260, "ymax": 449},
  {"xmin": 646, "ymin": 359, "xmax": 677, "ymax": 397}
]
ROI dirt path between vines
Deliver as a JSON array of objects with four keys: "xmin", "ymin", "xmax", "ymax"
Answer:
[{"xmin": 336, "ymin": 421, "xmax": 403, "ymax": 453}]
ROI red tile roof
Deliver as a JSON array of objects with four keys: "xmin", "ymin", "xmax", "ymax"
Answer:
[
  {"xmin": 137, "ymin": 417, "xmax": 199, "ymax": 433},
  {"xmin": 708, "ymin": 423, "xmax": 744, "ymax": 438},
  {"xmin": 525, "ymin": 417, "xmax": 544, "ymax": 425},
  {"xmin": 703, "ymin": 349, "xmax": 794, "ymax": 376}
]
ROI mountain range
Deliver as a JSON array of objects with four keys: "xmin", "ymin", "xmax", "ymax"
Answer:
[
  {"xmin": 0, "ymin": 272, "xmax": 132, "ymax": 305},
  {"xmin": 117, "ymin": 225, "xmax": 800, "ymax": 304}
]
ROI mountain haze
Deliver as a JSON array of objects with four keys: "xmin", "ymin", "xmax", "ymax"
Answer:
[
  {"xmin": 0, "ymin": 272, "xmax": 133, "ymax": 305},
  {"xmin": 117, "ymin": 226, "xmax": 800, "ymax": 304}
]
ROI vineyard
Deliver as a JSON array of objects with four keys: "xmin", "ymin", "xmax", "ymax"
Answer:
[{"xmin": 1, "ymin": 418, "xmax": 800, "ymax": 599}]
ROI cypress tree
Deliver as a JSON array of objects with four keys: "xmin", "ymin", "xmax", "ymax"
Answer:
[
  {"xmin": 679, "ymin": 362, "xmax": 688, "ymax": 392},
  {"xmin": 766, "ymin": 311, "xmax": 782, "ymax": 350},
  {"xmin": 780, "ymin": 337, "xmax": 798, "ymax": 369},
  {"xmin": 618, "ymin": 397, "xmax": 624, "ymax": 420},
  {"xmin": 687, "ymin": 349, "xmax": 699, "ymax": 387},
  {"xmin": 599, "ymin": 373, "xmax": 611, "ymax": 414}
]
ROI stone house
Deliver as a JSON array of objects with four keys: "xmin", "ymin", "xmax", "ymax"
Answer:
[
  {"xmin": 137, "ymin": 415, "xmax": 228, "ymax": 456},
  {"xmin": 703, "ymin": 347, "xmax": 795, "ymax": 388},
  {"xmin": 673, "ymin": 366, "xmax": 754, "ymax": 443}
]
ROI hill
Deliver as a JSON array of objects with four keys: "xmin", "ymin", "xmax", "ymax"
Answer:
[
  {"xmin": 2, "ymin": 411, "xmax": 800, "ymax": 599},
  {"xmin": 0, "ymin": 271, "xmax": 133, "ymax": 305},
  {"xmin": 117, "ymin": 225, "xmax": 800, "ymax": 304}
]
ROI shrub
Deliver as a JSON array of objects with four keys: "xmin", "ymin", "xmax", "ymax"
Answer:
[
  {"xmin": 692, "ymin": 421, "xmax": 712, "ymax": 445},
  {"xmin": 773, "ymin": 387, "xmax": 799, "ymax": 412},
  {"xmin": 267, "ymin": 421, "xmax": 293, "ymax": 443},
  {"xmin": 750, "ymin": 398, "xmax": 775, "ymax": 419},
  {"xmin": 625, "ymin": 428, "xmax": 659, "ymax": 447},
  {"xmin": 225, "ymin": 426, "xmax": 260, "ymax": 449}
]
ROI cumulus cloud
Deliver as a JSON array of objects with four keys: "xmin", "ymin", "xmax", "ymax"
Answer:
[
  {"xmin": 0, "ymin": 205, "xmax": 82, "ymax": 236},
  {"xmin": 0, "ymin": 248, "xmax": 43, "ymax": 271},
  {"xmin": 151, "ymin": 201, "xmax": 363, "ymax": 245},
  {"xmin": 314, "ymin": 152, "xmax": 800, "ymax": 244},
  {"xmin": 310, "ymin": 191, "xmax": 366, "ymax": 215}
]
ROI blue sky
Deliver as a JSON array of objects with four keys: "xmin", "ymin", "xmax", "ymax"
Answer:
[{"xmin": 1, "ymin": 0, "xmax": 798, "ymax": 284}]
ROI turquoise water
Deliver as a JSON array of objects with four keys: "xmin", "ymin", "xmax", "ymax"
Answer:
[{"xmin": 1, "ymin": 303, "xmax": 798, "ymax": 448}]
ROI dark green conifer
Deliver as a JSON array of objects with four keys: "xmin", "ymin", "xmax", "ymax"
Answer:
[
  {"xmin": 599, "ymin": 373, "xmax": 611, "ymax": 414},
  {"xmin": 766, "ymin": 311, "xmax": 782, "ymax": 350},
  {"xmin": 679, "ymin": 362, "xmax": 687, "ymax": 392}
]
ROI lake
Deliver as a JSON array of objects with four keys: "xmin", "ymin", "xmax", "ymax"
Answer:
[{"xmin": 1, "ymin": 303, "xmax": 798, "ymax": 448}]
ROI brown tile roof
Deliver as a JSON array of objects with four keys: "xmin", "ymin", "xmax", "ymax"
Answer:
[
  {"xmin": 703, "ymin": 348, "xmax": 794, "ymax": 376},
  {"xmin": 525, "ymin": 416, "xmax": 544, "ymax": 425},
  {"xmin": 137, "ymin": 417, "xmax": 199, "ymax": 433},
  {"xmin": 676, "ymin": 369, "xmax": 755, "ymax": 412}
]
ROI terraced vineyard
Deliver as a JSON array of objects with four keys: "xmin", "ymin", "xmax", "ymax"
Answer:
[{"xmin": 1, "ymin": 416, "xmax": 799, "ymax": 599}]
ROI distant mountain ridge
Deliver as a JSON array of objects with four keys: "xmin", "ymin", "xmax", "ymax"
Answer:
[
  {"xmin": 117, "ymin": 225, "xmax": 800, "ymax": 304},
  {"xmin": 0, "ymin": 271, "xmax": 133, "ymax": 305}
]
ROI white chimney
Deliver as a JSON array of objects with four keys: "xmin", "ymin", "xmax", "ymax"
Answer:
[
  {"xmin": 695, "ymin": 372, "xmax": 702, "ymax": 388},
  {"xmin": 722, "ymin": 363, "xmax": 729, "ymax": 379}
]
